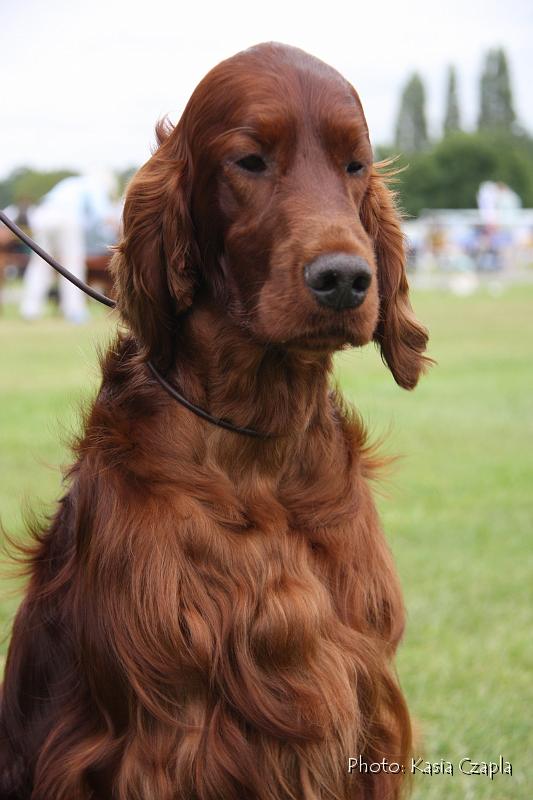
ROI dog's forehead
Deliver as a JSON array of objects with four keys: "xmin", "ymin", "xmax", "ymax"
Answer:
[
  {"xmin": 186, "ymin": 43, "xmax": 367, "ymax": 144},
  {"xmin": 241, "ymin": 42, "xmax": 348, "ymax": 84},
  {"xmin": 229, "ymin": 43, "xmax": 358, "ymax": 109}
]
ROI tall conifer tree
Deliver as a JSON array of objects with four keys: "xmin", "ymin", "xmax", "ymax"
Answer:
[
  {"xmin": 443, "ymin": 65, "xmax": 461, "ymax": 135},
  {"xmin": 478, "ymin": 48, "xmax": 516, "ymax": 132},
  {"xmin": 395, "ymin": 73, "xmax": 429, "ymax": 153}
]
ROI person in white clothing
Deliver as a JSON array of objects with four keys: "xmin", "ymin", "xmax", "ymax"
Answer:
[
  {"xmin": 476, "ymin": 180, "xmax": 499, "ymax": 229},
  {"xmin": 20, "ymin": 170, "xmax": 118, "ymax": 322}
]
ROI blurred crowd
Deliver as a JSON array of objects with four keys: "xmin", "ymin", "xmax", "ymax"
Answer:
[{"xmin": 404, "ymin": 181, "xmax": 533, "ymax": 275}]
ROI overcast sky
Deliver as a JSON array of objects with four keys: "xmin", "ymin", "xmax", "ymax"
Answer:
[{"xmin": 1, "ymin": 0, "xmax": 532, "ymax": 178}]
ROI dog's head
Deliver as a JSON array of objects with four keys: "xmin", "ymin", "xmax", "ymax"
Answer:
[{"xmin": 112, "ymin": 42, "xmax": 429, "ymax": 389}]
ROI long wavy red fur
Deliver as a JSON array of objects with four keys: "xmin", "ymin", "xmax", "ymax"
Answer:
[{"xmin": 0, "ymin": 43, "xmax": 429, "ymax": 799}]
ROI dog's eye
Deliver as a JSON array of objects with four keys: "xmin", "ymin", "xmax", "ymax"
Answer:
[
  {"xmin": 236, "ymin": 154, "xmax": 267, "ymax": 173},
  {"xmin": 346, "ymin": 161, "xmax": 364, "ymax": 175}
]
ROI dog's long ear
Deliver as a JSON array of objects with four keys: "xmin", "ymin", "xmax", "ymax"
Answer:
[
  {"xmin": 361, "ymin": 162, "xmax": 430, "ymax": 389},
  {"xmin": 111, "ymin": 120, "xmax": 196, "ymax": 366}
]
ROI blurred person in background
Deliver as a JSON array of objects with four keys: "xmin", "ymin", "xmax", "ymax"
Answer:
[
  {"xmin": 0, "ymin": 200, "xmax": 33, "ymax": 305},
  {"xmin": 496, "ymin": 180, "xmax": 521, "ymax": 222},
  {"xmin": 477, "ymin": 180, "xmax": 500, "ymax": 231},
  {"xmin": 0, "ymin": 199, "xmax": 32, "ymax": 272},
  {"xmin": 20, "ymin": 169, "xmax": 118, "ymax": 323},
  {"xmin": 476, "ymin": 180, "xmax": 522, "ymax": 272},
  {"xmin": 494, "ymin": 181, "xmax": 522, "ymax": 271}
]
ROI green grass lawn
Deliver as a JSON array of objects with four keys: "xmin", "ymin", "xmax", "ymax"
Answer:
[{"xmin": 1, "ymin": 288, "xmax": 532, "ymax": 798}]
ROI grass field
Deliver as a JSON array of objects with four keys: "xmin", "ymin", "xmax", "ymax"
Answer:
[{"xmin": 1, "ymin": 287, "xmax": 532, "ymax": 798}]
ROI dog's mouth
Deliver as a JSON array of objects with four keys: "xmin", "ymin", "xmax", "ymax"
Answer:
[
  {"xmin": 291, "ymin": 333, "xmax": 346, "ymax": 347},
  {"xmin": 283, "ymin": 327, "xmax": 361, "ymax": 352}
]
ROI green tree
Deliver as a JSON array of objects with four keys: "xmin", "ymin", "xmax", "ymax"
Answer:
[
  {"xmin": 395, "ymin": 131, "xmax": 533, "ymax": 217},
  {"xmin": 478, "ymin": 48, "xmax": 516, "ymax": 132},
  {"xmin": 443, "ymin": 66, "xmax": 461, "ymax": 135},
  {"xmin": 13, "ymin": 168, "xmax": 78, "ymax": 204},
  {"xmin": 0, "ymin": 167, "xmax": 77, "ymax": 208},
  {"xmin": 116, "ymin": 165, "xmax": 138, "ymax": 196},
  {"xmin": 394, "ymin": 73, "xmax": 429, "ymax": 154},
  {"xmin": 0, "ymin": 178, "xmax": 12, "ymax": 209}
]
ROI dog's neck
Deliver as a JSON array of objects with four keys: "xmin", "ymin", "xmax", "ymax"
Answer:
[{"xmin": 173, "ymin": 302, "xmax": 338, "ymax": 441}]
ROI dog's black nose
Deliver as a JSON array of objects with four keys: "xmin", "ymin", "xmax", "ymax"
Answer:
[{"xmin": 304, "ymin": 253, "xmax": 372, "ymax": 310}]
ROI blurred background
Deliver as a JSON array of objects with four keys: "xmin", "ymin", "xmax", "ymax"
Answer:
[{"xmin": 1, "ymin": 1, "xmax": 531, "ymax": 798}]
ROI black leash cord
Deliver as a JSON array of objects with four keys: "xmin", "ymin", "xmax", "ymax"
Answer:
[
  {"xmin": 145, "ymin": 362, "xmax": 267, "ymax": 437},
  {"xmin": 0, "ymin": 209, "xmax": 269, "ymax": 439},
  {"xmin": 0, "ymin": 210, "xmax": 115, "ymax": 308}
]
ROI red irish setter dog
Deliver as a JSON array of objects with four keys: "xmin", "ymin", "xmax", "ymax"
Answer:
[{"xmin": 0, "ymin": 43, "xmax": 429, "ymax": 799}]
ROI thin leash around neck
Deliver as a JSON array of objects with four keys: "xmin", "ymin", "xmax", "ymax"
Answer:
[{"xmin": 0, "ymin": 209, "xmax": 270, "ymax": 439}]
